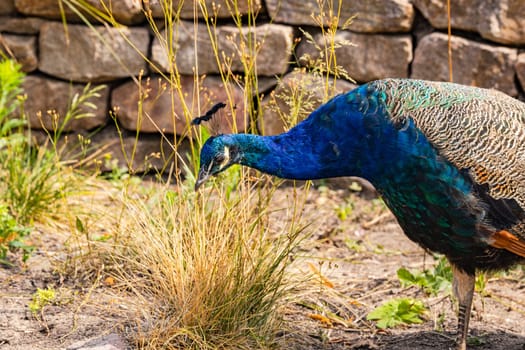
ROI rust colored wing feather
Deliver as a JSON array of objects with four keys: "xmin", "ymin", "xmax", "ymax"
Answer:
[{"xmin": 490, "ymin": 229, "xmax": 525, "ymax": 258}]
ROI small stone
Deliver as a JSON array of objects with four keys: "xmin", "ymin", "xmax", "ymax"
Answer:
[{"xmin": 67, "ymin": 333, "xmax": 127, "ymax": 350}]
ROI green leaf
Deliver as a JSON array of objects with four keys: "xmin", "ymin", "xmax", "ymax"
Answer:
[
  {"xmin": 1, "ymin": 118, "xmax": 26, "ymax": 135},
  {"xmin": 367, "ymin": 298, "xmax": 427, "ymax": 329},
  {"xmin": 75, "ymin": 216, "xmax": 85, "ymax": 234},
  {"xmin": 396, "ymin": 257, "xmax": 452, "ymax": 296},
  {"xmin": 397, "ymin": 267, "xmax": 417, "ymax": 284}
]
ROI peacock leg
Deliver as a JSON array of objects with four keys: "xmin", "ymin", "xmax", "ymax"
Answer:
[{"xmin": 451, "ymin": 265, "xmax": 475, "ymax": 350}]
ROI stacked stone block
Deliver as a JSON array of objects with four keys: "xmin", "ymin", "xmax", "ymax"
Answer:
[{"xmin": 1, "ymin": 0, "xmax": 524, "ymax": 174}]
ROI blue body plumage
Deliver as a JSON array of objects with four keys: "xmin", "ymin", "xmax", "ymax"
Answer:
[{"xmin": 196, "ymin": 79, "xmax": 525, "ymax": 350}]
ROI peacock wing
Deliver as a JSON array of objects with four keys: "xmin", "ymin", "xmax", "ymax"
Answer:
[
  {"xmin": 376, "ymin": 79, "xmax": 525, "ymax": 210},
  {"xmin": 376, "ymin": 79, "xmax": 525, "ymax": 257}
]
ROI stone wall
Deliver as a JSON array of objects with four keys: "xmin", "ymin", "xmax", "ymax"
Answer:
[{"xmin": 1, "ymin": 0, "xmax": 524, "ymax": 174}]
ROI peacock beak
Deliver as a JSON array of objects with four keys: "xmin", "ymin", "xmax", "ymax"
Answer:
[{"xmin": 194, "ymin": 168, "xmax": 211, "ymax": 191}]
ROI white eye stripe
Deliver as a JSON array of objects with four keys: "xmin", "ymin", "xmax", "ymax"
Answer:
[{"xmin": 221, "ymin": 146, "xmax": 230, "ymax": 167}]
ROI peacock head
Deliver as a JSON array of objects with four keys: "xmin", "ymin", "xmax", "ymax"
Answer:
[{"xmin": 195, "ymin": 135, "xmax": 242, "ymax": 190}]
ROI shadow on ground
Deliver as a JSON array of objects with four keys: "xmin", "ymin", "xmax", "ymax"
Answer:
[{"xmin": 376, "ymin": 330, "xmax": 525, "ymax": 350}]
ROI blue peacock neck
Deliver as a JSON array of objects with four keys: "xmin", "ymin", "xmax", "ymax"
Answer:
[
  {"xmin": 230, "ymin": 129, "xmax": 364, "ymax": 181},
  {"xmin": 228, "ymin": 91, "xmax": 380, "ymax": 181},
  {"xmin": 229, "ymin": 133, "xmax": 322, "ymax": 180}
]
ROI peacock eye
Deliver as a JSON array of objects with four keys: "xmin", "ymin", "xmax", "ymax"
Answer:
[{"xmin": 214, "ymin": 155, "xmax": 225, "ymax": 164}]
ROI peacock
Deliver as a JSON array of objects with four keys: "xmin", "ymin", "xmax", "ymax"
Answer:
[{"xmin": 194, "ymin": 78, "xmax": 525, "ymax": 350}]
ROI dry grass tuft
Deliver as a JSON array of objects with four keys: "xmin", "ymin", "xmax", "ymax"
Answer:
[{"xmin": 99, "ymin": 175, "xmax": 306, "ymax": 349}]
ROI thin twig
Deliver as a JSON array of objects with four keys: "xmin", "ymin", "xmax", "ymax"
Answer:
[
  {"xmin": 362, "ymin": 212, "xmax": 392, "ymax": 229},
  {"xmin": 447, "ymin": 0, "xmax": 453, "ymax": 82}
]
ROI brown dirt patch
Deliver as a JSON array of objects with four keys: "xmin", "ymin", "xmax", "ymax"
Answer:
[{"xmin": 2, "ymin": 185, "xmax": 525, "ymax": 349}]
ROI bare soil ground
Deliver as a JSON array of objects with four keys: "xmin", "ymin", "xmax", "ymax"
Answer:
[{"xmin": 2, "ymin": 185, "xmax": 525, "ymax": 350}]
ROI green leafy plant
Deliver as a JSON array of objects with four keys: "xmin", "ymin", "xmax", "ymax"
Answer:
[
  {"xmin": 0, "ymin": 59, "xmax": 26, "ymax": 151},
  {"xmin": 28, "ymin": 287, "xmax": 57, "ymax": 314},
  {"xmin": 3, "ymin": 143, "xmax": 67, "ymax": 224},
  {"xmin": 101, "ymin": 154, "xmax": 131, "ymax": 182},
  {"xmin": 0, "ymin": 59, "xmax": 25, "ymax": 122},
  {"xmin": 397, "ymin": 256, "xmax": 453, "ymax": 296},
  {"xmin": 0, "ymin": 58, "xmax": 100, "ymax": 265},
  {"xmin": 336, "ymin": 200, "xmax": 353, "ymax": 221},
  {"xmin": 0, "ymin": 59, "xmax": 36, "ymax": 262},
  {"xmin": 475, "ymin": 272, "xmax": 487, "ymax": 294},
  {"xmin": 0, "ymin": 59, "xmax": 105, "ymax": 225},
  {"xmin": 367, "ymin": 297, "xmax": 427, "ymax": 329},
  {"xmin": 467, "ymin": 335, "xmax": 486, "ymax": 346},
  {"xmin": 44, "ymin": 83, "xmax": 106, "ymax": 145},
  {"xmin": 0, "ymin": 204, "xmax": 32, "ymax": 264}
]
